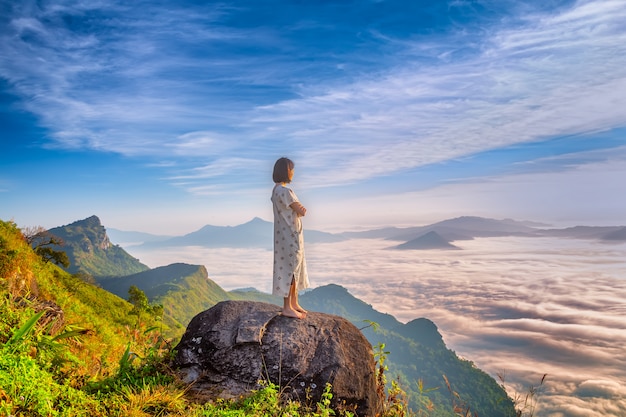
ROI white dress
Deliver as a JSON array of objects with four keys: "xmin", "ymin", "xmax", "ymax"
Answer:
[{"xmin": 271, "ymin": 184, "xmax": 309, "ymax": 297}]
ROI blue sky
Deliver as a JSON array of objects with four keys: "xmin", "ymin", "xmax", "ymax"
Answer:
[{"xmin": 1, "ymin": 0, "xmax": 626, "ymax": 234}]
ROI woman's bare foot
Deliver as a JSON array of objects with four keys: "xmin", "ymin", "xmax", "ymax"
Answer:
[
  {"xmin": 282, "ymin": 307, "xmax": 304, "ymax": 319},
  {"xmin": 295, "ymin": 305, "xmax": 308, "ymax": 315}
]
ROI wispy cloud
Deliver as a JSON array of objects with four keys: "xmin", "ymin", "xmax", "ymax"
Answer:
[
  {"xmin": 252, "ymin": 0, "xmax": 626, "ymax": 185},
  {"xmin": 2, "ymin": 0, "xmax": 625, "ymax": 193},
  {"xmin": 1, "ymin": 2, "xmax": 264, "ymax": 153},
  {"xmin": 168, "ymin": 157, "xmax": 264, "ymax": 181}
]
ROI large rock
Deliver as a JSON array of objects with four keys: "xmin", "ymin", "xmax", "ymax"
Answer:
[{"xmin": 173, "ymin": 300, "xmax": 381, "ymax": 416}]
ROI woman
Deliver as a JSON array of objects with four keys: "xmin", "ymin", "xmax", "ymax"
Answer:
[{"xmin": 271, "ymin": 157, "xmax": 309, "ymax": 319}]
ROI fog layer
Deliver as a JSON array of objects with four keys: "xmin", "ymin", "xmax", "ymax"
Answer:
[{"xmin": 129, "ymin": 236, "xmax": 626, "ymax": 416}]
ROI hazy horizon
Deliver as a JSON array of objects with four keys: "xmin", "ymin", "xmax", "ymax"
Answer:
[
  {"xmin": 107, "ymin": 214, "xmax": 624, "ymax": 240},
  {"xmin": 126, "ymin": 235, "xmax": 626, "ymax": 417}
]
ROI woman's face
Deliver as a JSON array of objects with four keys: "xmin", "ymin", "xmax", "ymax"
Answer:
[{"xmin": 287, "ymin": 166, "xmax": 294, "ymax": 182}]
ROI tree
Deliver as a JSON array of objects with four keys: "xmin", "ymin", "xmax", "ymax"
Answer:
[
  {"xmin": 128, "ymin": 285, "xmax": 150, "ymax": 316},
  {"xmin": 128, "ymin": 285, "xmax": 164, "ymax": 328},
  {"xmin": 22, "ymin": 226, "xmax": 70, "ymax": 268}
]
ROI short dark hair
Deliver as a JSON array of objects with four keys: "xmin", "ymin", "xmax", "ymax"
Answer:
[{"xmin": 273, "ymin": 157, "xmax": 294, "ymax": 183}]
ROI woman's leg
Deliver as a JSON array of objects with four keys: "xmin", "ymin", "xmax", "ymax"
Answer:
[
  {"xmin": 282, "ymin": 278, "xmax": 303, "ymax": 318},
  {"xmin": 293, "ymin": 287, "xmax": 307, "ymax": 314},
  {"xmin": 290, "ymin": 275, "xmax": 307, "ymax": 315}
]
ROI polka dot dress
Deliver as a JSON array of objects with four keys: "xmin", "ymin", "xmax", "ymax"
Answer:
[{"xmin": 271, "ymin": 184, "xmax": 309, "ymax": 297}]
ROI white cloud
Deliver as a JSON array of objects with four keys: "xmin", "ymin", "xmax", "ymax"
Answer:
[{"xmin": 575, "ymin": 379, "xmax": 624, "ymax": 398}]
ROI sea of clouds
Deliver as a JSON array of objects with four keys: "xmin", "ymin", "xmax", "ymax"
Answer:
[{"xmin": 128, "ymin": 235, "xmax": 626, "ymax": 417}]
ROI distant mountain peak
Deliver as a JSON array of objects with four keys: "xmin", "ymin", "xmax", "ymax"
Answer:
[
  {"xmin": 433, "ymin": 216, "xmax": 535, "ymax": 231},
  {"xmin": 394, "ymin": 230, "xmax": 460, "ymax": 250},
  {"xmin": 67, "ymin": 215, "xmax": 103, "ymax": 228},
  {"xmin": 247, "ymin": 217, "xmax": 269, "ymax": 224},
  {"xmin": 47, "ymin": 215, "xmax": 149, "ymax": 276},
  {"xmin": 310, "ymin": 283, "xmax": 350, "ymax": 296}
]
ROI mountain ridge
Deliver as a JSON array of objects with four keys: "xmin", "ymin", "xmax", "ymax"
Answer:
[
  {"xmin": 137, "ymin": 217, "xmax": 344, "ymax": 249},
  {"xmin": 46, "ymin": 215, "xmax": 149, "ymax": 276},
  {"xmin": 107, "ymin": 215, "xmax": 626, "ymax": 251},
  {"xmin": 97, "ymin": 262, "xmax": 231, "ymax": 334}
]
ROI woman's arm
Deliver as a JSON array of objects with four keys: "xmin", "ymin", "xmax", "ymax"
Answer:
[{"xmin": 290, "ymin": 201, "xmax": 307, "ymax": 217}]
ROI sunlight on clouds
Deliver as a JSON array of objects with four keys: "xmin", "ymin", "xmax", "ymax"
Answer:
[{"xmin": 542, "ymin": 394, "xmax": 626, "ymax": 417}]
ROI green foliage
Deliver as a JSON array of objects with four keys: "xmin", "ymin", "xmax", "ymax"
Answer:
[
  {"xmin": 5, "ymin": 310, "xmax": 45, "ymax": 351},
  {"xmin": 197, "ymin": 381, "xmax": 357, "ymax": 417},
  {"xmin": 0, "ymin": 347, "xmax": 100, "ymax": 417},
  {"xmin": 86, "ymin": 331, "xmax": 174, "ymax": 397},
  {"xmin": 35, "ymin": 246, "xmax": 71, "ymax": 268},
  {"xmin": 0, "ymin": 218, "xmax": 171, "ymax": 415},
  {"xmin": 128, "ymin": 284, "xmax": 163, "ymax": 327},
  {"xmin": 374, "ymin": 342, "xmax": 414, "ymax": 417},
  {"xmin": 0, "ymin": 306, "xmax": 101, "ymax": 417},
  {"xmin": 0, "ymin": 220, "xmax": 38, "ymax": 297}
]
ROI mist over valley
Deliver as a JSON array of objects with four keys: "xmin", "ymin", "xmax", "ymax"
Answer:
[{"xmin": 121, "ymin": 217, "xmax": 626, "ymax": 417}]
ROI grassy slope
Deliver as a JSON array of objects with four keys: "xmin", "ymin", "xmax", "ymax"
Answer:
[
  {"xmin": 1, "ymin": 220, "xmax": 148, "ymax": 377},
  {"xmin": 97, "ymin": 263, "xmax": 232, "ymax": 339},
  {"xmin": 0, "ymin": 220, "xmax": 172, "ymax": 416}
]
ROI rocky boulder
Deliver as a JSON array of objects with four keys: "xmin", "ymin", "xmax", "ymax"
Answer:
[{"xmin": 173, "ymin": 300, "xmax": 381, "ymax": 416}]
